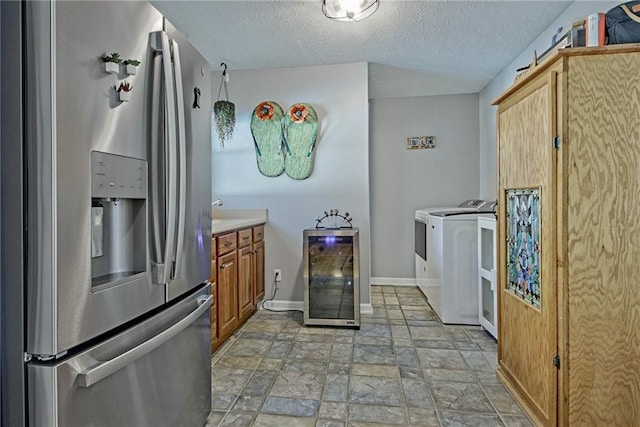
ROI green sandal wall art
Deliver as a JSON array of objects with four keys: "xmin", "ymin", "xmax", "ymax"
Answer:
[
  {"xmin": 283, "ymin": 103, "xmax": 318, "ymax": 180},
  {"xmin": 251, "ymin": 101, "xmax": 285, "ymax": 177}
]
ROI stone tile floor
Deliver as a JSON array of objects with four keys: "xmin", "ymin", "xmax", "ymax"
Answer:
[{"xmin": 205, "ymin": 286, "xmax": 533, "ymax": 427}]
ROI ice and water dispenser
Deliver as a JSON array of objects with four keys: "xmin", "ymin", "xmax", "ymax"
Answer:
[{"xmin": 91, "ymin": 151, "xmax": 148, "ymax": 289}]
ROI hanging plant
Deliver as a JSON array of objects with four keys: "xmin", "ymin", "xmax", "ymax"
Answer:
[
  {"xmin": 214, "ymin": 101, "xmax": 235, "ymax": 149},
  {"xmin": 214, "ymin": 63, "xmax": 235, "ymax": 150}
]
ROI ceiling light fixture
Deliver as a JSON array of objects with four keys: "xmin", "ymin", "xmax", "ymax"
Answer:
[{"xmin": 322, "ymin": 0, "xmax": 379, "ymax": 22}]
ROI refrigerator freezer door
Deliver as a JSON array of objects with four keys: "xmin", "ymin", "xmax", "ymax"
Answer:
[{"xmin": 28, "ymin": 285, "xmax": 212, "ymax": 427}]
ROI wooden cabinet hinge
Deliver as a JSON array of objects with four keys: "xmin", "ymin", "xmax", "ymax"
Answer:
[
  {"xmin": 553, "ymin": 355, "xmax": 561, "ymax": 369},
  {"xmin": 553, "ymin": 136, "xmax": 560, "ymax": 149}
]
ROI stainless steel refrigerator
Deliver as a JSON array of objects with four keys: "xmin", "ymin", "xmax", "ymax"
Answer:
[{"xmin": 1, "ymin": 1, "xmax": 213, "ymax": 426}]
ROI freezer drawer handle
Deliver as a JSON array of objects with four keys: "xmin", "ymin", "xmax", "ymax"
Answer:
[{"xmin": 76, "ymin": 295, "xmax": 213, "ymax": 388}]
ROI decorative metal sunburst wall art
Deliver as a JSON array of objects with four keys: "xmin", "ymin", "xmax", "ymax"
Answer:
[
  {"xmin": 314, "ymin": 209, "xmax": 353, "ymax": 229},
  {"xmin": 506, "ymin": 188, "xmax": 541, "ymax": 309}
]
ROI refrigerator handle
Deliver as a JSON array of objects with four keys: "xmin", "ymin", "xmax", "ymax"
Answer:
[
  {"xmin": 150, "ymin": 51, "xmax": 164, "ymax": 282},
  {"xmin": 171, "ymin": 39, "xmax": 187, "ymax": 280},
  {"xmin": 150, "ymin": 31, "xmax": 178, "ymax": 285},
  {"xmin": 76, "ymin": 294, "xmax": 212, "ymax": 388}
]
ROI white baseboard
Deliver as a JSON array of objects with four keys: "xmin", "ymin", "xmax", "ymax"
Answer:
[
  {"xmin": 261, "ymin": 300, "xmax": 374, "ymax": 314},
  {"xmin": 261, "ymin": 300, "xmax": 303, "ymax": 311},
  {"xmin": 370, "ymin": 277, "xmax": 417, "ymax": 287},
  {"xmin": 360, "ymin": 303, "xmax": 373, "ymax": 314}
]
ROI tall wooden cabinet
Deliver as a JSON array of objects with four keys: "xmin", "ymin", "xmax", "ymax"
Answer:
[{"xmin": 494, "ymin": 45, "xmax": 640, "ymax": 426}]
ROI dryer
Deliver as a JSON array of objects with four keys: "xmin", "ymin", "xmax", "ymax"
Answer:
[{"xmin": 425, "ymin": 204, "xmax": 495, "ymax": 324}]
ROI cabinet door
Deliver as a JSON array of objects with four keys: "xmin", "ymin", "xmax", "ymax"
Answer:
[
  {"xmin": 497, "ymin": 71, "xmax": 559, "ymax": 426},
  {"xmin": 253, "ymin": 240, "xmax": 265, "ymax": 304},
  {"xmin": 217, "ymin": 251, "xmax": 238, "ymax": 340},
  {"xmin": 477, "ymin": 217, "xmax": 497, "ymax": 338},
  {"xmin": 238, "ymin": 246, "xmax": 254, "ymax": 322},
  {"xmin": 210, "ymin": 275, "xmax": 218, "ymax": 352}
]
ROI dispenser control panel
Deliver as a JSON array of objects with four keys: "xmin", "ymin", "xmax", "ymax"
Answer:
[{"xmin": 91, "ymin": 151, "xmax": 147, "ymax": 199}]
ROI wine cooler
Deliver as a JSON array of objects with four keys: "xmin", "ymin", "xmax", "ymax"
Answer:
[{"xmin": 303, "ymin": 228, "xmax": 360, "ymax": 328}]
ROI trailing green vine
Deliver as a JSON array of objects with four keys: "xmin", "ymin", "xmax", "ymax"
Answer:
[
  {"xmin": 214, "ymin": 63, "xmax": 235, "ymax": 150},
  {"xmin": 214, "ymin": 100, "xmax": 235, "ymax": 150}
]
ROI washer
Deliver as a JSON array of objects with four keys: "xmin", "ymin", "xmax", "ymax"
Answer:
[
  {"xmin": 414, "ymin": 200, "xmax": 487, "ymax": 299},
  {"xmin": 425, "ymin": 206, "xmax": 494, "ymax": 324}
]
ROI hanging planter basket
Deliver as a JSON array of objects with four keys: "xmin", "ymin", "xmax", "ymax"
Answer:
[
  {"xmin": 214, "ymin": 100, "xmax": 235, "ymax": 150},
  {"xmin": 214, "ymin": 63, "xmax": 235, "ymax": 150}
]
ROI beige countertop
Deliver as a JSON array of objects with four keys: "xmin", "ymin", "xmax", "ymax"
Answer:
[{"xmin": 211, "ymin": 208, "xmax": 267, "ymax": 235}]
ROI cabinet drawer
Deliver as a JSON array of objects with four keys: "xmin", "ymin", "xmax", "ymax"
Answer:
[
  {"xmin": 217, "ymin": 232, "xmax": 237, "ymax": 255},
  {"xmin": 238, "ymin": 228, "xmax": 253, "ymax": 248},
  {"xmin": 211, "ymin": 237, "xmax": 217, "ymax": 259},
  {"xmin": 253, "ymin": 225, "xmax": 264, "ymax": 242}
]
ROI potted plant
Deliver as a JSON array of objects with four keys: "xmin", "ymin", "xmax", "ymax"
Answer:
[
  {"xmin": 124, "ymin": 59, "xmax": 140, "ymax": 75},
  {"xmin": 102, "ymin": 52, "xmax": 121, "ymax": 74},
  {"xmin": 214, "ymin": 100, "xmax": 235, "ymax": 149},
  {"xmin": 116, "ymin": 81, "xmax": 133, "ymax": 102},
  {"xmin": 214, "ymin": 63, "xmax": 235, "ymax": 149}
]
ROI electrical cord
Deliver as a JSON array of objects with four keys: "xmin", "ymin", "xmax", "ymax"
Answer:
[{"xmin": 260, "ymin": 272, "xmax": 303, "ymax": 313}]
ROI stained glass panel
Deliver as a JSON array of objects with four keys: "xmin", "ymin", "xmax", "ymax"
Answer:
[{"xmin": 506, "ymin": 188, "xmax": 541, "ymax": 309}]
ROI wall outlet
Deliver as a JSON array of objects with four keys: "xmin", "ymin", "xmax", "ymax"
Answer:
[{"xmin": 274, "ymin": 269, "xmax": 282, "ymax": 282}]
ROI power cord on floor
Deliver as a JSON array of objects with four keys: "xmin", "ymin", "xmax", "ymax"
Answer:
[{"xmin": 260, "ymin": 272, "xmax": 303, "ymax": 313}]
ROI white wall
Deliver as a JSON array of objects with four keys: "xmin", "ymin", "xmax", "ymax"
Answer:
[
  {"xmin": 211, "ymin": 62, "xmax": 371, "ymax": 305},
  {"xmin": 369, "ymin": 94, "xmax": 480, "ymax": 279},
  {"xmin": 479, "ymin": 0, "xmax": 619, "ymax": 199}
]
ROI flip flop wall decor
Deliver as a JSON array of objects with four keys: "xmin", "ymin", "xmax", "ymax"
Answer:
[
  {"xmin": 283, "ymin": 103, "xmax": 318, "ymax": 180},
  {"xmin": 250, "ymin": 102, "xmax": 319, "ymax": 180},
  {"xmin": 250, "ymin": 101, "xmax": 285, "ymax": 177}
]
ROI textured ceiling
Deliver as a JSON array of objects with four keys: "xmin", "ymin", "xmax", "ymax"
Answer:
[{"xmin": 151, "ymin": 0, "xmax": 572, "ymax": 98}]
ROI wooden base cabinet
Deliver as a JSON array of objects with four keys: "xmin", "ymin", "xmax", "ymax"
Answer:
[
  {"xmin": 494, "ymin": 45, "xmax": 640, "ymax": 426},
  {"xmin": 211, "ymin": 224, "xmax": 266, "ymax": 352}
]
